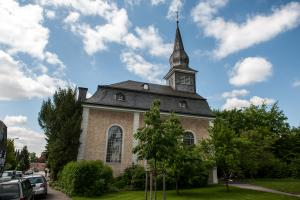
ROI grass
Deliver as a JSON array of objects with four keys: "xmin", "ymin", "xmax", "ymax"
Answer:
[
  {"xmin": 72, "ymin": 185, "xmax": 299, "ymax": 200},
  {"xmin": 249, "ymin": 178, "xmax": 300, "ymax": 194}
]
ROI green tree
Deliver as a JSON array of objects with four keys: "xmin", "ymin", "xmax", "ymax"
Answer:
[
  {"xmin": 17, "ymin": 146, "xmax": 30, "ymax": 171},
  {"xmin": 133, "ymin": 100, "xmax": 183, "ymax": 200},
  {"xmin": 209, "ymin": 121, "xmax": 243, "ymax": 191},
  {"xmin": 166, "ymin": 144, "xmax": 208, "ymax": 195},
  {"xmin": 29, "ymin": 152, "xmax": 37, "ymax": 163},
  {"xmin": 38, "ymin": 87, "xmax": 82, "ymax": 180},
  {"xmin": 4, "ymin": 139, "xmax": 17, "ymax": 170}
]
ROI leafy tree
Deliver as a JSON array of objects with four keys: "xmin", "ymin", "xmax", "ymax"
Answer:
[
  {"xmin": 166, "ymin": 144, "xmax": 208, "ymax": 194},
  {"xmin": 133, "ymin": 100, "xmax": 183, "ymax": 199},
  {"xmin": 17, "ymin": 146, "xmax": 30, "ymax": 171},
  {"xmin": 29, "ymin": 152, "xmax": 37, "ymax": 163},
  {"xmin": 208, "ymin": 120, "xmax": 244, "ymax": 191},
  {"xmin": 38, "ymin": 87, "xmax": 82, "ymax": 180},
  {"xmin": 4, "ymin": 139, "xmax": 17, "ymax": 170}
]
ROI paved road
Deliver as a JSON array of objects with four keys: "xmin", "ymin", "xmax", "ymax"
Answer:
[
  {"xmin": 35, "ymin": 186, "xmax": 71, "ymax": 200},
  {"xmin": 231, "ymin": 183, "xmax": 300, "ymax": 198}
]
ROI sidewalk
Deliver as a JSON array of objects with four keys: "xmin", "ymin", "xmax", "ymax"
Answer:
[
  {"xmin": 47, "ymin": 186, "xmax": 71, "ymax": 200},
  {"xmin": 230, "ymin": 183, "xmax": 300, "ymax": 198}
]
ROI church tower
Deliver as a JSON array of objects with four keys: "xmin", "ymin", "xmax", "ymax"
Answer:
[{"xmin": 164, "ymin": 20, "xmax": 197, "ymax": 93}]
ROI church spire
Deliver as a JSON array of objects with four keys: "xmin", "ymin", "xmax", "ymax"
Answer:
[{"xmin": 169, "ymin": 16, "xmax": 189, "ymax": 68}]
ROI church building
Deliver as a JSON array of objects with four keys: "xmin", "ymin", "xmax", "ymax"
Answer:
[{"xmin": 77, "ymin": 22, "xmax": 215, "ymax": 178}]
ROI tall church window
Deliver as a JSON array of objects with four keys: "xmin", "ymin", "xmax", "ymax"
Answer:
[
  {"xmin": 183, "ymin": 131, "xmax": 194, "ymax": 146},
  {"xmin": 106, "ymin": 125, "xmax": 123, "ymax": 163}
]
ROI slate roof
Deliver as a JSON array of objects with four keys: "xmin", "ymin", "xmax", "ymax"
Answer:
[{"xmin": 83, "ymin": 80, "xmax": 214, "ymax": 118}]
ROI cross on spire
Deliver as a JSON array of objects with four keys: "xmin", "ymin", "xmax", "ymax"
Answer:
[{"xmin": 176, "ymin": 11, "xmax": 179, "ymax": 26}]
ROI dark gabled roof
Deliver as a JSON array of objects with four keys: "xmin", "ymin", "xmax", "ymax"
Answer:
[
  {"xmin": 83, "ymin": 80, "xmax": 214, "ymax": 118},
  {"xmin": 108, "ymin": 80, "xmax": 205, "ymax": 99}
]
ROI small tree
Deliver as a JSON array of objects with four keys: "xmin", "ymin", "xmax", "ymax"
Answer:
[
  {"xmin": 133, "ymin": 100, "xmax": 183, "ymax": 199},
  {"xmin": 4, "ymin": 139, "xmax": 17, "ymax": 170},
  {"xmin": 209, "ymin": 121, "xmax": 243, "ymax": 191},
  {"xmin": 38, "ymin": 87, "xmax": 82, "ymax": 180},
  {"xmin": 29, "ymin": 152, "xmax": 37, "ymax": 163},
  {"xmin": 17, "ymin": 146, "xmax": 30, "ymax": 171}
]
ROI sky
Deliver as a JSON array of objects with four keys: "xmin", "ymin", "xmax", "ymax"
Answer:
[{"xmin": 0, "ymin": 0, "xmax": 300, "ymax": 156}]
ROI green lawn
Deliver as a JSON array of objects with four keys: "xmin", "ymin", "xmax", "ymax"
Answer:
[
  {"xmin": 73, "ymin": 185, "xmax": 299, "ymax": 200},
  {"xmin": 249, "ymin": 179, "xmax": 300, "ymax": 195}
]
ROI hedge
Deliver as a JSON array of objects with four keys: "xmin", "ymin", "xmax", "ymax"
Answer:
[{"xmin": 59, "ymin": 160, "xmax": 113, "ymax": 197}]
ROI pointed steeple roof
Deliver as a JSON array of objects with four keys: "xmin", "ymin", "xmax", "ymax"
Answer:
[{"xmin": 169, "ymin": 22, "xmax": 189, "ymax": 68}]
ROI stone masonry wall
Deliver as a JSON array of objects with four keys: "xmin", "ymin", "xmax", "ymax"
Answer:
[
  {"xmin": 83, "ymin": 108, "xmax": 134, "ymax": 176},
  {"xmin": 83, "ymin": 108, "xmax": 210, "ymax": 176}
]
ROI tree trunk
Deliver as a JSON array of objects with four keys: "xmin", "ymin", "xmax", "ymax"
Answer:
[
  {"xmin": 176, "ymin": 178, "xmax": 179, "ymax": 195},
  {"xmin": 154, "ymin": 159, "xmax": 157, "ymax": 200},
  {"xmin": 163, "ymin": 171, "xmax": 166, "ymax": 200},
  {"xmin": 145, "ymin": 171, "xmax": 148, "ymax": 200},
  {"xmin": 225, "ymin": 179, "xmax": 230, "ymax": 192},
  {"xmin": 150, "ymin": 172, "xmax": 153, "ymax": 200},
  {"xmin": 154, "ymin": 173, "xmax": 157, "ymax": 200}
]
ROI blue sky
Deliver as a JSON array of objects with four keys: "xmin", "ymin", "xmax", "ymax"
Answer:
[{"xmin": 0, "ymin": 0, "xmax": 300, "ymax": 155}]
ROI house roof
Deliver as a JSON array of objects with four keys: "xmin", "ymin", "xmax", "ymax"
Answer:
[{"xmin": 83, "ymin": 80, "xmax": 214, "ymax": 118}]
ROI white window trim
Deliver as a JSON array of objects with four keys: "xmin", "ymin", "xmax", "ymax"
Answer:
[
  {"xmin": 105, "ymin": 124, "xmax": 125, "ymax": 164},
  {"xmin": 184, "ymin": 130, "xmax": 196, "ymax": 144}
]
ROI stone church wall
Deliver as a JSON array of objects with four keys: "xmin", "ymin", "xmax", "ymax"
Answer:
[
  {"xmin": 81, "ymin": 107, "xmax": 210, "ymax": 176},
  {"xmin": 83, "ymin": 108, "xmax": 134, "ymax": 176}
]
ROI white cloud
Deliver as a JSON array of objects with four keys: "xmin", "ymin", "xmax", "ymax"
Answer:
[
  {"xmin": 45, "ymin": 51, "xmax": 66, "ymax": 76},
  {"xmin": 120, "ymin": 51, "xmax": 164, "ymax": 83},
  {"xmin": 250, "ymin": 96, "xmax": 275, "ymax": 106},
  {"xmin": 222, "ymin": 96, "xmax": 275, "ymax": 110},
  {"xmin": 45, "ymin": 10, "xmax": 56, "ymax": 19},
  {"xmin": 39, "ymin": 0, "xmax": 130, "ymax": 55},
  {"xmin": 191, "ymin": 1, "xmax": 300, "ymax": 58},
  {"xmin": 0, "ymin": 0, "xmax": 49, "ymax": 59},
  {"xmin": 229, "ymin": 57, "xmax": 272, "ymax": 86},
  {"xmin": 8, "ymin": 126, "xmax": 45, "ymax": 156},
  {"xmin": 125, "ymin": 0, "xmax": 142, "ymax": 6},
  {"xmin": 151, "ymin": 0, "xmax": 165, "ymax": 6},
  {"xmin": 167, "ymin": 0, "xmax": 184, "ymax": 20},
  {"xmin": 3, "ymin": 115, "xmax": 27, "ymax": 127},
  {"xmin": 0, "ymin": 50, "xmax": 68, "ymax": 101},
  {"xmin": 222, "ymin": 89, "xmax": 249, "ymax": 98},
  {"xmin": 123, "ymin": 25, "xmax": 172, "ymax": 58},
  {"xmin": 292, "ymin": 80, "xmax": 300, "ymax": 87},
  {"xmin": 76, "ymin": 8, "xmax": 129, "ymax": 55},
  {"xmin": 64, "ymin": 11, "xmax": 80, "ymax": 24}
]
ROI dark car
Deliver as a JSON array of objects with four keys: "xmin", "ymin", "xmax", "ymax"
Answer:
[{"xmin": 0, "ymin": 179, "xmax": 34, "ymax": 200}]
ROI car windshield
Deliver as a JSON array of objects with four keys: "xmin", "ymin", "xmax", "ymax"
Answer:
[
  {"xmin": 1, "ymin": 172, "xmax": 12, "ymax": 177},
  {"xmin": 0, "ymin": 183, "xmax": 20, "ymax": 199},
  {"xmin": 27, "ymin": 177, "xmax": 44, "ymax": 184}
]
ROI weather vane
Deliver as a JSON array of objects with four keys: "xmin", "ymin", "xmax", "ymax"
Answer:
[{"xmin": 176, "ymin": 11, "xmax": 179, "ymax": 25}]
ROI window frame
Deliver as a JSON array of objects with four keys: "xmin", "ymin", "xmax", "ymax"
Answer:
[
  {"xmin": 105, "ymin": 124, "xmax": 124, "ymax": 163},
  {"xmin": 183, "ymin": 131, "xmax": 195, "ymax": 146},
  {"xmin": 116, "ymin": 92, "xmax": 125, "ymax": 101}
]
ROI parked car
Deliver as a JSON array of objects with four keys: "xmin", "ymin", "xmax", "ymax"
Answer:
[
  {"xmin": 0, "ymin": 178, "xmax": 34, "ymax": 200},
  {"xmin": 25, "ymin": 174, "xmax": 47, "ymax": 198},
  {"xmin": 0, "ymin": 170, "xmax": 23, "ymax": 182}
]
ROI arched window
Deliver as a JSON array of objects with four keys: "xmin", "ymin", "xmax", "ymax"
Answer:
[
  {"xmin": 106, "ymin": 125, "xmax": 123, "ymax": 163},
  {"xmin": 183, "ymin": 132, "xmax": 194, "ymax": 146}
]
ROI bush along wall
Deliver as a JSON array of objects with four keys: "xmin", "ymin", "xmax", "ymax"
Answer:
[{"xmin": 59, "ymin": 160, "xmax": 113, "ymax": 197}]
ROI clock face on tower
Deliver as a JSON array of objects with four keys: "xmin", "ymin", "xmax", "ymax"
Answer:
[{"xmin": 174, "ymin": 73, "xmax": 195, "ymax": 93}]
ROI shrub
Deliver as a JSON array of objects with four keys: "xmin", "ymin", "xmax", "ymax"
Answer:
[
  {"xmin": 113, "ymin": 164, "xmax": 145, "ymax": 190},
  {"xmin": 59, "ymin": 160, "xmax": 113, "ymax": 197},
  {"xmin": 290, "ymin": 155, "xmax": 300, "ymax": 178}
]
